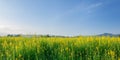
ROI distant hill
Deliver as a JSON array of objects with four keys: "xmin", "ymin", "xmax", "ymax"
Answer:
[
  {"xmin": 0, "ymin": 32, "xmax": 120, "ymax": 37},
  {"xmin": 97, "ymin": 33, "xmax": 120, "ymax": 37}
]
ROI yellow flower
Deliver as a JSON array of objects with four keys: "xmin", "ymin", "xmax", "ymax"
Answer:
[
  {"xmin": 108, "ymin": 50, "xmax": 115, "ymax": 57},
  {"xmin": 15, "ymin": 45, "xmax": 19, "ymax": 51},
  {"xmin": 19, "ymin": 54, "xmax": 22, "ymax": 58},
  {"xmin": 65, "ymin": 47, "xmax": 69, "ymax": 51}
]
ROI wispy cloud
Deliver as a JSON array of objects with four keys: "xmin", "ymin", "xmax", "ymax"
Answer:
[
  {"xmin": 51, "ymin": 3, "xmax": 103, "ymax": 26},
  {"xmin": 56, "ymin": 2, "xmax": 103, "ymax": 18},
  {"xmin": 87, "ymin": 3, "xmax": 103, "ymax": 9},
  {"xmin": 86, "ymin": 3, "xmax": 103, "ymax": 13}
]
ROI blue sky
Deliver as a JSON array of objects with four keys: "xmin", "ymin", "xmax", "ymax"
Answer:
[{"xmin": 0, "ymin": 0, "xmax": 120, "ymax": 36}]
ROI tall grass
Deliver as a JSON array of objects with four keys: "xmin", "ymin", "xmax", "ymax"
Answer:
[{"xmin": 0, "ymin": 36, "xmax": 120, "ymax": 60}]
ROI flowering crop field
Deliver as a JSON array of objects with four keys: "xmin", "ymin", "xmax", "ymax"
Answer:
[{"xmin": 0, "ymin": 36, "xmax": 120, "ymax": 60}]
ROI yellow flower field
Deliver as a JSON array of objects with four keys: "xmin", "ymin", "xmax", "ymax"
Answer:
[{"xmin": 0, "ymin": 36, "xmax": 120, "ymax": 60}]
